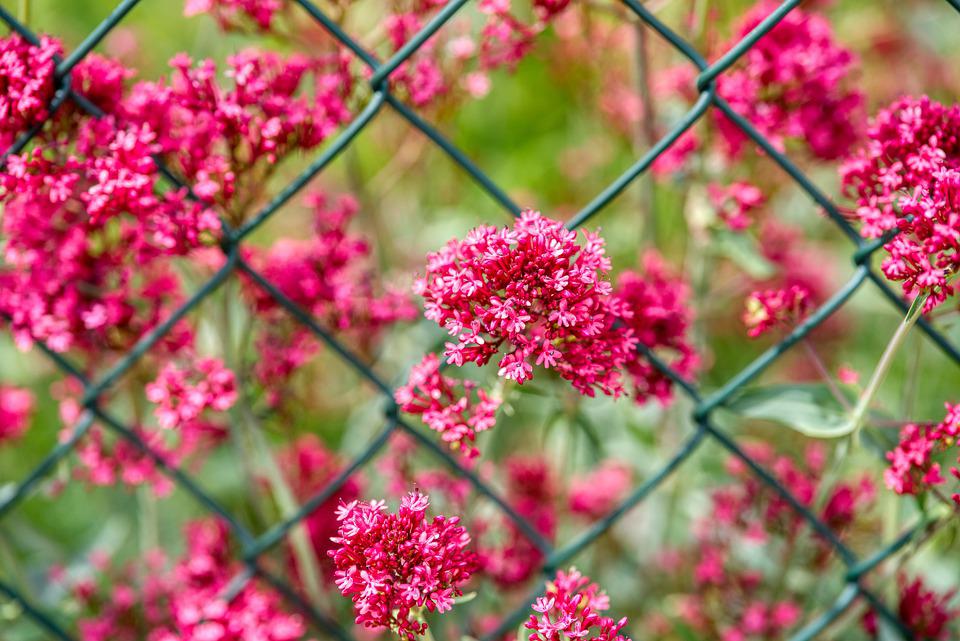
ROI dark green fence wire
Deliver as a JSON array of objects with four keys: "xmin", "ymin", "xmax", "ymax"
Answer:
[{"xmin": 0, "ymin": 1, "xmax": 958, "ymax": 640}]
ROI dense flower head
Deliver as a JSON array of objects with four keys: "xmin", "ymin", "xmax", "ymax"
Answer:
[
  {"xmin": 841, "ymin": 95, "xmax": 960, "ymax": 311},
  {"xmin": 477, "ymin": 455, "xmax": 556, "ymax": 587},
  {"xmin": 568, "ymin": 461, "xmax": 632, "ymax": 519},
  {"xmin": 885, "ymin": 402, "xmax": 960, "ymax": 505},
  {"xmin": 612, "ymin": 252, "xmax": 698, "ymax": 403},
  {"xmin": 716, "ymin": 0, "xmax": 862, "ymax": 160},
  {"xmin": 708, "ymin": 181, "xmax": 765, "ymax": 231},
  {"xmin": 742, "ymin": 284, "xmax": 812, "ymax": 338},
  {"xmin": 524, "ymin": 568, "xmax": 630, "ymax": 641},
  {"xmin": 245, "ymin": 190, "xmax": 415, "ymax": 402},
  {"xmin": 0, "ymin": 34, "xmax": 61, "ymax": 152},
  {"xmin": 329, "ymin": 491, "xmax": 478, "ymax": 639},
  {"xmin": 0, "ymin": 385, "xmax": 34, "ymax": 445},
  {"xmin": 416, "ymin": 210, "xmax": 637, "ymax": 396},
  {"xmin": 76, "ymin": 519, "xmax": 312, "ymax": 641},
  {"xmin": 863, "ymin": 576, "xmax": 959, "ymax": 641},
  {"xmin": 124, "ymin": 50, "xmax": 352, "ymax": 219},
  {"xmin": 146, "ymin": 357, "xmax": 237, "ymax": 431},
  {"xmin": 395, "ymin": 353, "xmax": 501, "ymax": 459},
  {"xmin": 0, "ymin": 115, "xmax": 214, "ymax": 355}
]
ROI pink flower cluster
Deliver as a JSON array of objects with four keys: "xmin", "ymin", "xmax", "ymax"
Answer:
[
  {"xmin": 645, "ymin": 444, "xmax": 876, "ymax": 640},
  {"xmin": 525, "ymin": 568, "xmax": 631, "ymax": 641},
  {"xmin": 126, "ymin": 50, "xmax": 351, "ymax": 216},
  {"xmin": 183, "ymin": 0, "xmax": 282, "ymax": 31},
  {"xmin": 328, "ymin": 492, "xmax": 477, "ymax": 639},
  {"xmin": 75, "ymin": 520, "xmax": 312, "ymax": 641},
  {"xmin": 885, "ymin": 402, "xmax": 960, "ymax": 505},
  {"xmin": 716, "ymin": 0, "xmax": 862, "ymax": 160},
  {"xmin": 742, "ymin": 284, "xmax": 812, "ymax": 338},
  {"xmin": 568, "ymin": 461, "xmax": 632, "ymax": 519},
  {"xmin": 417, "ymin": 210, "xmax": 635, "ymax": 393},
  {"xmin": 613, "ymin": 252, "xmax": 699, "ymax": 403},
  {"xmin": 0, "ymin": 34, "xmax": 61, "ymax": 151},
  {"xmin": 708, "ymin": 182, "xmax": 765, "ymax": 231},
  {"xmin": 863, "ymin": 576, "xmax": 958, "ymax": 641},
  {"xmin": 146, "ymin": 358, "xmax": 237, "ymax": 431},
  {"xmin": 842, "ymin": 96, "xmax": 960, "ymax": 311},
  {"xmin": 0, "ymin": 385, "xmax": 34, "ymax": 445},
  {"xmin": 246, "ymin": 190, "xmax": 416, "ymax": 402},
  {"xmin": 476, "ymin": 455, "xmax": 557, "ymax": 587},
  {"xmin": 394, "ymin": 353, "xmax": 501, "ymax": 460},
  {"xmin": 183, "ymin": 0, "xmax": 569, "ymax": 110}
]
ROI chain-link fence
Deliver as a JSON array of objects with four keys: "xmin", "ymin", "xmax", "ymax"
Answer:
[{"xmin": 1, "ymin": 1, "xmax": 959, "ymax": 640}]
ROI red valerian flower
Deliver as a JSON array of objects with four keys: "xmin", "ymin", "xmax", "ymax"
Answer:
[
  {"xmin": 884, "ymin": 402, "xmax": 960, "ymax": 505},
  {"xmin": 715, "ymin": 0, "xmax": 862, "ymax": 161},
  {"xmin": 524, "ymin": 568, "xmax": 631, "ymax": 641},
  {"xmin": 183, "ymin": 0, "xmax": 283, "ymax": 31},
  {"xmin": 0, "ymin": 34, "xmax": 61, "ymax": 151},
  {"xmin": 568, "ymin": 460, "xmax": 632, "ymax": 519},
  {"xmin": 76, "ymin": 519, "xmax": 313, "ymax": 641},
  {"xmin": 863, "ymin": 576, "xmax": 958, "ymax": 641},
  {"xmin": 476, "ymin": 455, "xmax": 557, "ymax": 587},
  {"xmin": 395, "ymin": 353, "xmax": 501, "ymax": 460},
  {"xmin": 329, "ymin": 492, "xmax": 478, "ymax": 639},
  {"xmin": 0, "ymin": 385, "xmax": 34, "ymax": 445},
  {"xmin": 841, "ymin": 96, "xmax": 960, "ymax": 311},
  {"xmin": 415, "ymin": 210, "xmax": 637, "ymax": 396},
  {"xmin": 707, "ymin": 182, "xmax": 765, "ymax": 231},
  {"xmin": 613, "ymin": 252, "xmax": 699, "ymax": 404},
  {"xmin": 146, "ymin": 358, "xmax": 237, "ymax": 431},
  {"xmin": 742, "ymin": 284, "xmax": 812, "ymax": 338}
]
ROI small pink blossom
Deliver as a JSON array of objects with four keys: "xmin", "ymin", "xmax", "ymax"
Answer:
[
  {"xmin": 568, "ymin": 461, "xmax": 632, "ymax": 519},
  {"xmin": 395, "ymin": 353, "xmax": 501, "ymax": 460},
  {"xmin": 743, "ymin": 285, "xmax": 812, "ymax": 338},
  {"xmin": 0, "ymin": 34, "xmax": 61, "ymax": 152},
  {"xmin": 708, "ymin": 181, "xmax": 764, "ymax": 231},
  {"xmin": 146, "ymin": 358, "xmax": 237, "ymax": 431},
  {"xmin": 0, "ymin": 385, "xmax": 34, "ymax": 445},
  {"xmin": 525, "ymin": 569, "xmax": 631, "ymax": 641}
]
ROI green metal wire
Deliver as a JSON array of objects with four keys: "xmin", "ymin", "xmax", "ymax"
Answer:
[{"xmin": 1, "ymin": 2, "xmax": 959, "ymax": 641}]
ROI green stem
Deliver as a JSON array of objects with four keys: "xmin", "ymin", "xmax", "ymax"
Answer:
[
  {"xmin": 217, "ymin": 282, "xmax": 325, "ymax": 607},
  {"xmin": 849, "ymin": 293, "xmax": 928, "ymax": 445},
  {"xmin": 237, "ymin": 405, "xmax": 326, "ymax": 607},
  {"xmin": 17, "ymin": 0, "xmax": 30, "ymax": 25}
]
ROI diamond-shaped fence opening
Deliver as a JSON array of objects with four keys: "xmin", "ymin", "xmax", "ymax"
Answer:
[{"xmin": 1, "ymin": 1, "xmax": 959, "ymax": 640}]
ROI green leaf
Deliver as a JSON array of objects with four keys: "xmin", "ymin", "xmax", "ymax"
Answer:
[
  {"xmin": 452, "ymin": 592, "xmax": 477, "ymax": 605},
  {"xmin": 876, "ymin": 618, "xmax": 910, "ymax": 641},
  {"xmin": 711, "ymin": 229, "xmax": 778, "ymax": 279},
  {"xmin": 725, "ymin": 384, "xmax": 856, "ymax": 438}
]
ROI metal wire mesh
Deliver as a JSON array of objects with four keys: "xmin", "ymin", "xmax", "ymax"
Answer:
[{"xmin": 1, "ymin": 1, "xmax": 959, "ymax": 640}]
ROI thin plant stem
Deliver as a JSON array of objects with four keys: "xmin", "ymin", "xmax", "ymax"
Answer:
[
  {"xmin": 217, "ymin": 283, "xmax": 326, "ymax": 607},
  {"xmin": 18, "ymin": 0, "xmax": 30, "ymax": 26},
  {"xmin": 236, "ymin": 403, "xmax": 327, "ymax": 608},
  {"xmin": 849, "ymin": 293, "xmax": 928, "ymax": 445},
  {"xmin": 801, "ymin": 339, "xmax": 850, "ymax": 410}
]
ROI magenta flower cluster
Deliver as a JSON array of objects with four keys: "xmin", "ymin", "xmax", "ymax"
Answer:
[
  {"xmin": 417, "ymin": 210, "xmax": 633, "ymax": 392},
  {"xmin": 715, "ymin": 0, "xmax": 862, "ymax": 161},
  {"xmin": 75, "ymin": 519, "xmax": 311, "ymax": 641},
  {"xmin": 328, "ymin": 492, "xmax": 478, "ymax": 639},
  {"xmin": 0, "ymin": 385, "xmax": 34, "ymax": 445},
  {"xmin": 0, "ymin": 34, "xmax": 60, "ymax": 150},
  {"xmin": 525, "ymin": 568, "xmax": 631, "ymax": 641},
  {"xmin": 394, "ymin": 353, "xmax": 501, "ymax": 460},
  {"xmin": 842, "ymin": 96, "xmax": 960, "ymax": 310},
  {"xmin": 885, "ymin": 402, "xmax": 960, "ymax": 505},
  {"xmin": 742, "ymin": 284, "xmax": 812, "ymax": 338},
  {"xmin": 146, "ymin": 358, "xmax": 238, "ymax": 431}
]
